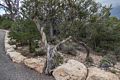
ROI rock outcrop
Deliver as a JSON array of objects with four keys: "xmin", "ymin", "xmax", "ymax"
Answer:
[
  {"xmin": 53, "ymin": 59, "xmax": 87, "ymax": 80},
  {"xmin": 86, "ymin": 67, "xmax": 119, "ymax": 80},
  {"xmin": 24, "ymin": 58, "xmax": 45, "ymax": 73}
]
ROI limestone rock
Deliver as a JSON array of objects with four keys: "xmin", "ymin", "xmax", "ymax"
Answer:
[
  {"xmin": 7, "ymin": 48, "xmax": 15, "ymax": 52},
  {"xmin": 53, "ymin": 59, "xmax": 87, "ymax": 80},
  {"xmin": 5, "ymin": 43, "xmax": 12, "ymax": 50},
  {"xmin": 115, "ymin": 63, "xmax": 120, "ymax": 70},
  {"xmin": 8, "ymin": 52, "xmax": 26, "ymax": 63},
  {"xmin": 87, "ymin": 67, "xmax": 119, "ymax": 80},
  {"xmin": 24, "ymin": 58, "xmax": 45, "ymax": 73}
]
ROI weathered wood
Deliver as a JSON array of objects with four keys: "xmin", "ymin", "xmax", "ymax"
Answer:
[
  {"xmin": 33, "ymin": 18, "xmax": 71, "ymax": 75},
  {"xmin": 78, "ymin": 41, "xmax": 93, "ymax": 66},
  {"xmin": 45, "ymin": 37, "xmax": 71, "ymax": 75},
  {"xmin": 55, "ymin": 36, "xmax": 72, "ymax": 50},
  {"xmin": 78, "ymin": 41, "xmax": 90, "ymax": 59}
]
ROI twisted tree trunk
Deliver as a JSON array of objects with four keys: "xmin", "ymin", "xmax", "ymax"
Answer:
[{"xmin": 33, "ymin": 18, "xmax": 71, "ymax": 75}]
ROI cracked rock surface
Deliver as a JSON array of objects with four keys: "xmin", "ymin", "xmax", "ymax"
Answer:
[
  {"xmin": 0, "ymin": 30, "xmax": 55, "ymax": 80},
  {"xmin": 53, "ymin": 59, "xmax": 119, "ymax": 80},
  {"xmin": 53, "ymin": 60, "xmax": 88, "ymax": 80}
]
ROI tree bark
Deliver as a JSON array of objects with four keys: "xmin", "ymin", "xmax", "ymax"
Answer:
[
  {"xmin": 45, "ymin": 36, "xmax": 71, "ymax": 75},
  {"xmin": 50, "ymin": 25, "xmax": 54, "ymax": 39},
  {"xmin": 33, "ymin": 18, "xmax": 71, "ymax": 75}
]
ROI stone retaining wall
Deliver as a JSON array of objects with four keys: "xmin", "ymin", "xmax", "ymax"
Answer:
[{"xmin": 4, "ymin": 30, "xmax": 45, "ymax": 73}]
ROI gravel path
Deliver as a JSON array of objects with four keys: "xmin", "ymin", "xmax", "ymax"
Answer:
[{"xmin": 0, "ymin": 30, "xmax": 55, "ymax": 80}]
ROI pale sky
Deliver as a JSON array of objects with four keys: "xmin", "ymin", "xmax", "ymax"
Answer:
[
  {"xmin": 96, "ymin": 0, "xmax": 120, "ymax": 18},
  {"xmin": 96, "ymin": 0, "xmax": 120, "ymax": 7},
  {"xmin": 0, "ymin": 1, "xmax": 5, "ymax": 15},
  {"xmin": 0, "ymin": 9, "xmax": 5, "ymax": 15}
]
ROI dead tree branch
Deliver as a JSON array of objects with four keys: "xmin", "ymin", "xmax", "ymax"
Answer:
[
  {"xmin": 0, "ymin": 3, "xmax": 9, "ymax": 10},
  {"xmin": 79, "ymin": 41, "xmax": 90, "ymax": 59},
  {"xmin": 55, "ymin": 36, "xmax": 72, "ymax": 50}
]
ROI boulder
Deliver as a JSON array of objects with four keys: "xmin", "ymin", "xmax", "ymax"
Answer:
[
  {"xmin": 5, "ymin": 43, "xmax": 12, "ymax": 50},
  {"xmin": 53, "ymin": 59, "xmax": 87, "ymax": 80},
  {"xmin": 8, "ymin": 52, "xmax": 26, "ymax": 63},
  {"xmin": 7, "ymin": 48, "xmax": 15, "ymax": 52},
  {"xmin": 115, "ymin": 63, "xmax": 120, "ymax": 69},
  {"xmin": 86, "ymin": 67, "xmax": 119, "ymax": 80},
  {"xmin": 24, "ymin": 58, "xmax": 45, "ymax": 73},
  {"xmin": 11, "ymin": 45, "xmax": 16, "ymax": 49}
]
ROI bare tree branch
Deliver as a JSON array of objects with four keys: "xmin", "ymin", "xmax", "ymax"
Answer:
[
  {"xmin": 0, "ymin": 3, "xmax": 9, "ymax": 10},
  {"xmin": 79, "ymin": 41, "xmax": 90, "ymax": 58},
  {"xmin": 73, "ymin": 39, "xmax": 90, "ymax": 59},
  {"xmin": 55, "ymin": 36, "xmax": 72, "ymax": 49}
]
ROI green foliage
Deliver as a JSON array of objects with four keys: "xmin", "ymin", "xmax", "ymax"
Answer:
[
  {"xmin": 9, "ymin": 19, "xmax": 40, "ymax": 53},
  {"xmin": 57, "ymin": 4, "xmax": 120, "ymax": 57},
  {"xmin": 100, "ymin": 53, "xmax": 117, "ymax": 68},
  {"xmin": 1, "ymin": 0, "xmax": 120, "ymax": 61},
  {"xmin": 114, "ymin": 47, "xmax": 120, "ymax": 61},
  {"xmin": 54, "ymin": 52, "xmax": 64, "ymax": 67},
  {"xmin": 35, "ymin": 48, "xmax": 46, "ymax": 56},
  {"xmin": 0, "ymin": 16, "xmax": 13, "ymax": 29}
]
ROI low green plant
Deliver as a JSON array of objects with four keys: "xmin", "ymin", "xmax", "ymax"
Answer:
[
  {"xmin": 0, "ymin": 18, "xmax": 13, "ymax": 29},
  {"xmin": 100, "ymin": 53, "xmax": 117, "ymax": 69},
  {"xmin": 114, "ymin": 47, "xmax": 120, "ymax": 61}
]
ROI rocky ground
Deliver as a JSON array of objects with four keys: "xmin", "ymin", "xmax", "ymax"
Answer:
[
  {"xmin": 16, "ymin": 45, "xmax": 103, "ymax": 66},
  {"xmin": 0, "ymin": 30, "xmax": 55, "ymax": 80},
  {"xmin": 15, "ymin": 41, "xmax": 120, "ymax": 80},
  {"xmin": 53, "ymin": 60, "xmax": 120, "ymax": 80}
]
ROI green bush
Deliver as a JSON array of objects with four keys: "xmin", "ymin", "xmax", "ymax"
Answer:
[
  {"xmin": 0, "ymin": 18, "xmax": 13, "ymax": 29},
  {"xmin": 100, "ymin": 53, "xmax": 117, "ymax": 69},
  {"xmin": 34, "ymin": 48, "xmax": 46, "ymax": 56},
  {"xmin": 9, "ymin": 20, "xmax": 40, "ymax": 53},
  {"xmin": 114, "ymin": 47, "xmax": 120, "ymax": 61}
]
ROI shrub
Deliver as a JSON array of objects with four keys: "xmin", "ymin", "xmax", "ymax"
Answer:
[
  {"xmin": 9, "ymin": 20, "xmax": 40, "ymax": 53},
  {"xmin": 100, "ymin": 53, "xmax": 117, "ymax": 69},
  {"xmin": 114, "ymin": 47, "xmax": 120, "ymax": 61},
  {"xmin": 0, "ymin": 18, "xmax": 13, "ymax": 29}
]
